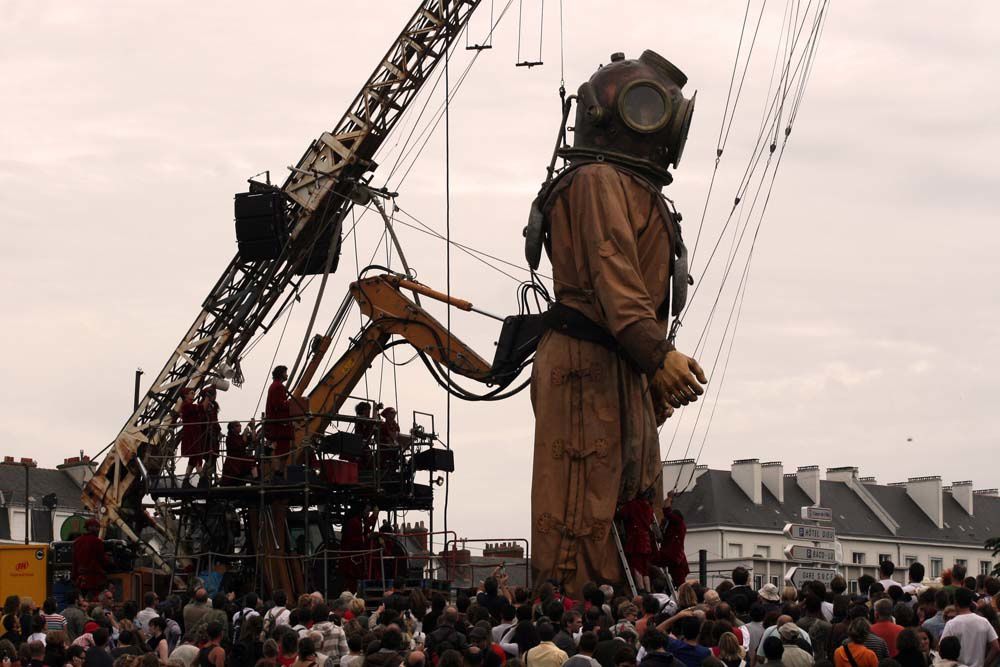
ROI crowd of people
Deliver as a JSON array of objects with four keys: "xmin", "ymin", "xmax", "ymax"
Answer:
[{"xmin": 2, "ymin": 559, "xmax": 998, "ymax": 667}]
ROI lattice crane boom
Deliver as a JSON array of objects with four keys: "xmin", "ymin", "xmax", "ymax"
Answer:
[{"xmin": 82, "ymin": 1, "xmax": 483, "ymax": 552}]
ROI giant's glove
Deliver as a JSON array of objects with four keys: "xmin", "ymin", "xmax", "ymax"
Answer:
[{"xmin": 649, "ymin": 350, "xmax": 707, "ymax": 423}]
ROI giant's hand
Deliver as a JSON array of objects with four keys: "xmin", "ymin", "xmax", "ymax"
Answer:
[{"xmin": 650, "ymin": 350, "xmax": 707, "ymax": 420}]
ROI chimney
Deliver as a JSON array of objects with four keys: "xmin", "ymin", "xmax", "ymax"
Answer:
[
  {"xmin": 731, "ymin": 459, "xmax": 762, "ymax": 504},
  {"xmin": 827, "ymin": 466, "xmax": 858, "ymax": 484},
  {"xmin": 58, "ymin": 456, "xmax": 96, "ymax": 489},
  {"xmin": 860, "ymin": 476, "xmax": 877, "ymax": 484},
  {"xmin": 762, "ymin": 462, "xmax": 784, "ymax": 502},
  {"xmin": 950, "ymin": 481, "xmax": 974, "ymax": 516},
  {"xmin": 974, "ymin": 489, "xmax": 998, "ymax": 497},
  {"xmin": 663, "ymin": 459, "xmax": 698, "ymax": 494},
  {"xmin": 796, "ymin": 466, "xmax": 821, "ymax": 505},
  {"xmin": 906, "ymin": 476, "xmax": 943, "ymax": 529}
]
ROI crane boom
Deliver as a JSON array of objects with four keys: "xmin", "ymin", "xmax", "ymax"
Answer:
[{"xmin": 82, "ymin": 1, "xmax": 483, "ymax": 546}]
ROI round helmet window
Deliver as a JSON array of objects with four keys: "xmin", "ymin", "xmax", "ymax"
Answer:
[{"xmin": 620, "ymin": 83, "xmax": 671, "ymax": 132}]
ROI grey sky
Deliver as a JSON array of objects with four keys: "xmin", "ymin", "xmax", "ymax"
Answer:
[{"xmin": 2, "ymin": 1, "xmax": 998, "ymax": 549}]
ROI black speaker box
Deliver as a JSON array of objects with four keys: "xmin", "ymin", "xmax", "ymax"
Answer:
[
  {"xmin": 411, "ymin": 448, "xmax": 455, "ymax": 472},
  {"xmin": 319, "ymin": 432, "xmax": 368, "ymax": 459},
  {"xmin": 235, "ymin": 192, "xmax": 288, "ymax": 261}
]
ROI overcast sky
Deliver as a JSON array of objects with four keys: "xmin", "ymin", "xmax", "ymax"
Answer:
[{"xmin": 2, "ymin": 1, "xmax": 999, "ymax": 552}]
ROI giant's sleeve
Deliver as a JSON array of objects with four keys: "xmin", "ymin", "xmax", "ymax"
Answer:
[{"xmin": 569, "ymin": 166, "xmax": 672, "ymax": 374}]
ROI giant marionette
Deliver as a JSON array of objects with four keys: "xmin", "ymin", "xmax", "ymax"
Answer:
[{"xmin": 525, "ymin": 50, "xmax": 706, "ymax": 595}]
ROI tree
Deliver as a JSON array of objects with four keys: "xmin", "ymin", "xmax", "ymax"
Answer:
[{"xmin": 985, "ymin": 537, "xmax": 1000, "ymax": 576}]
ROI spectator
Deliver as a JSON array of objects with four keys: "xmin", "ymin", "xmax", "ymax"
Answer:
[
  {"xmin": 265, "ymin": 591, "xmax": 293, "ymax": 634},
  {"xmin": 939, "ymin": 588, "xmax": 998, "ymax": 667},
  {"xmin": 67, "ymin": 644, "xmax": 87, "ymax": 667},
  {"xmin": 904, "ymin": 565, "xmax": 926, "ymax": 598},
  {"xmin": 666, "ymin": 616, "xmax": 710, "ymax": 667},
  {"xmin": 427, "ymin": 607, "xmax": 468, "ymax": 658},
  {"xmin": 922, "ymin": 592, "xmax": 951, "ymax": 643},
  {"xmin": 493, "ymin": 606, "xmax": 516, "ymax": 645},
  {"xmin": 525, "ymin": 623, "xmax": 569, "ymax": 667},
  {"xmin": 342, "ymin": 636, "xmax": 365, "ymax": 667},
  {"xmin": 835, "ymin": 619, "xmax": 879, "ymax": 667},
  {"xmin": 797, "ymin": 595, "xmax": 831, "ymax": 661},
  {"xmin": 43, "ymin": 630, "xmax": 69, "ymax": 666},
  {"xmin": 895, "ymin": 629, "xmax": 928, "ymax": 667},
  {"xmin": 933, "ymin": 637, "xmax": 962, "ymax": 667},
  {"xmin": 717, "ymin": 632, "xmax": 745, "ymax": 667},
  {"xmin": 744, "ymin": 605, "xmax": 766, "ymax": 662},
  {"xmin": 110, "ymin": 630, "xmax": 143, "ymax": 658},
  {"xmin": 774, "ymin": 625, "xmax": 810, "ymax": 667},
  {"xmin": 294, "ymin": 637, "xmax": 321, "ymax": 667},
  {"xmin": 879, "ymin": 562, "xmax": 898, "ymax": 590},
  {"xmin": 859, "ymin": 577, "xmax": 876, "ymax": 600},
  {"xmin": 555, "ymin": 612, "xmax": 582, "ymax": 656},
  {"xmin": 183, "ymin": 589, "xmax": 210, "ymax": 635},
  {"xmin": 758, "ymin": 586, "xmax": 781, "ymax": 615},
  {"xmin": 26, "ymin": 614, "xmax": 47, "ymax": 645},
  {"xmin": 566, "ymin": 632, "xmax": 601, "ymax": 667},
  {"xmin": 198, "ymin": 622, "xmax": 227, "ymax": 667},
  {"xmin": 761, "ymin": 637, "xmax": 784, "ymax": 666},
  {"xmin": 636, "ymin": 598, "xmax": 659, "ymax": 640},
  {"xmin": 62, "ymin": 592, "xmax": 88, "ymax": 641},
  {"xmin": 135, "ymin": 592, "xmax": 159, "ymax": 634},
  {"xmin": 914, "ymin": 628, "xmax": 937, "ymax": 666},
  {"xmin": 871, "ymin": 600, "xmax": 905, "ymax": 658},
  {"xmin": 147, "ymin": 617, "xmax": 169, "ymax": 662},
  {"xmin": 41, "ymin": 598, "xmax": 67, "ymax": 635},
  {"xmin": 83, "ymin": 627, "xmax": 113, "ymax": 667},
  {"xmin": 279, "ymin": 631, "xmax": 301, "ymax": 667},
  {"xmin": 169, "ymin": 632, "xmax": 200, "ymax": 667},
  {"xmin": 311, "ymin": 603, "xmax": 348, "ymax": 663},
  {"xmin": 638, "ymin": 630, "xmax": 683, "ymax": 667}
]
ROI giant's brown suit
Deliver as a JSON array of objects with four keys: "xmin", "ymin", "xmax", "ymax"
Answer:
[{"xmin": 531, "ymin": 163, "xmax": 675, "ymax": 596}]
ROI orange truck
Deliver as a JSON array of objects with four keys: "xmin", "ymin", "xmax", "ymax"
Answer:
[{"xmin": 0, "ymin": 544, "xmax": 49, "ymax": 602}]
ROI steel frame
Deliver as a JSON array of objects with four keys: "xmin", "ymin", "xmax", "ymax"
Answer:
[{"xmin": 83, "ymin": 1, "xmax": 482, "ymax": 565}]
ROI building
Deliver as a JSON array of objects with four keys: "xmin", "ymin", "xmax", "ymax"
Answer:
[
  {"xmin": 667, "ymin": 458, "xmax": 999, "ymax": 591},
  {"xmin": 0, "ymin": 456, "xmax": 94, "ymax": 544}
]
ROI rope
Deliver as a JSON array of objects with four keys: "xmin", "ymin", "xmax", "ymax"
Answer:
[{"xmin": 443, "ymin": 0, "xmax": 454, "ymax": 552}]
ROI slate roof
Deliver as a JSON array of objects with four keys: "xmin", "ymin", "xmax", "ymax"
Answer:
[
  {"xmin": 0, "ymin": 466, "xmax": 87, "ymax": 512},
  {"xmin": 673, "ymin": 469, "xmax": 1000, "ymax": 547}
]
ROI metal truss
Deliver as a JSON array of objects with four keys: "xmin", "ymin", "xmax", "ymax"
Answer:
[{"xmin": 82, "ymin": 0, "xmax": 482, "ymax": 562}]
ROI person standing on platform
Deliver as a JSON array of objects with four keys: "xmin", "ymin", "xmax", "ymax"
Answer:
[
  {"xmin": 178, "ymin": 387, "xmax": 207, "ymax": 486},
  {"xmin": 265, "ymin": 365, "xmax": 294, "ymax": 474},
  {"xmin": 72, "ymin": 519, "xmax": 111, "ymax": 600},
  {"xmin": 200, "ymin": 386, "xmax": 222, "ymax": 483}
]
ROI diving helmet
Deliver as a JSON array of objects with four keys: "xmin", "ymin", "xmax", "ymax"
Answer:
[{"xmin": 561, "ymin": 50, "xmax": 695, "ymax": 183}]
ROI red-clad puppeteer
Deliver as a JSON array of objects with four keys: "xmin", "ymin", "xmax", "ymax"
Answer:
[
  {"xmin": 265, "ymin": 365, "xmax": 293, "ymax": 458},
  {"xmin": 72, "ymin": 518, "xmax": 111, "ymax": 597}
]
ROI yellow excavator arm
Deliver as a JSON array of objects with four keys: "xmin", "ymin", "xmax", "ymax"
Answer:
[{"xmin": 292, "ymin": 273, "xmax": 494, "ymax": 448}]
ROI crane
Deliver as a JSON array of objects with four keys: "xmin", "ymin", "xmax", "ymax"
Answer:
[{"xmin": 81, "ymin": 0, "xmax": 485, "ymax": 566}]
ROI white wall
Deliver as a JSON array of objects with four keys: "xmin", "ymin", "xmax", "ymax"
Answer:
[
  {"xmin": 0, "ymin": 507, "xmax": 76, "ymax": 544},
  {"xmin": 684, "ymin": 526, "xmax": 994, "ymax": 588}
]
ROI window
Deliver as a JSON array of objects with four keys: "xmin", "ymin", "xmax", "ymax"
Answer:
[
  {"xmin": 981, "ymin": 561, "xmax": 993, "ymax": 576},
  {"xmin": 930, "ymin": 558, "xmax": 943, "ymax": 578},
  {"xmin": 754, "ymin": 574, "xmax": 764, "ymax": 590},
  {"xmin": 769, "ymin": 576, "xmax": 779, "ymax": 587},
  {"xmin": 755, "ymin": 545, "xmax": 771, "ymax": 559},
  {"xmin": 852, "ymin": 552, "xmax": 866, "ymax": 565},
  {"xmin": 905, "ymin": 555, "xmax": 917, "ymax": 567},
  {"xmin": 956, "ymin": 559, "xmax": 968, "ymax": 568},
  {"xmin": 728, "ymin": 543, "xmax": 743, "ymax": 558},
  {"xmin": 879, "ymin": 553, "xmax": 892, "ymax": 563},
  {"xmin": 0, "ymin": 507, "xmax": 9, "ymax": 540},
  {"xmin": 849, "ymin": 580, "xmax": 859, "ymax": 594},
  {"xmin": 30, "ymin": 509, "xmax": 52, "ymax": 543}
]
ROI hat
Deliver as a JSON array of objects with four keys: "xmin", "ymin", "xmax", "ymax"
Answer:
[
  {"xmin": 84, "ymin": 621, "xmax": 100, "ymax": 634},
  {"xmin": 778, "ymin": 623, "xmax": 800, "ymax": 642},
  {"xmin": 758, "ymin": 583, "xmax": 780, "ymax": 602}
]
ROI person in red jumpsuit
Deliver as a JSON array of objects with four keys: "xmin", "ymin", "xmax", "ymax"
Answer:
[
  {"xmin": 653, "ymin": 490, "xmax": 689, "ymax": 587},
  {"xmin": 221, "ymin": 420, "xmax": 256, "ymax": 484},
  {"xmin": 339, "ymin": 503, "xmax": 378, "ymax": 591},
  {"xmin": 179, "ymin": 387, "xmax": 207, "ymax": 485},
  {"xmin": 265, "ymin": 365, "xmax": 294, "ymax": 474},
  {"xmin": 200, "ymin": 386, "xmax": 222, "ymax": 482},
  {"xmin": 618, "ymin": 490, "xmax": 655, "ymax": 593},
  {"xmin": 72, "ymin": 518, "xmax": 111, "ymax": 599}
]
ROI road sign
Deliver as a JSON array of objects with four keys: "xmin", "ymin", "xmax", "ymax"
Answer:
[
  {"xmin": 784, "ymin": 523, "xmax": 836, "ymax": 542},
  {"xmin": 786, "ymin": 566, "xmax": 839, "ymax": 588},
  {"xmin": 784, "ymin": 544, "xmax": 838, "ymax": 563},
  {"xmin": 801, "ymin": 506, "xmax": 833, "ymax": 522}
]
